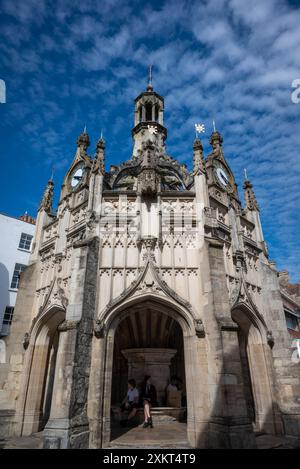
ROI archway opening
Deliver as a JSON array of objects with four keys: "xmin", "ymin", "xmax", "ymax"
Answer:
[
  {"xmin": 233, "ymin": 306, "xmax": 276, "ymax": 435},
  {"xmin": 110, "ymin": 301, "xmax": 188, "ymax": 444},
  {"xmin": 237, "ymin": 327, "xmax": 256, "ymax": 426},
  {"xmin": 21, "ymin": 308, "xmax": 64, "ymax": 435}
]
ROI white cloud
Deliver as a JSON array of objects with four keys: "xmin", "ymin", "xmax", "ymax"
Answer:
[{"xmin": 1, "ymin": 0, "xmax": 300, "ymax": 280}]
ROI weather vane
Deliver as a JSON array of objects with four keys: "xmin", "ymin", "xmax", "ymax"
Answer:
[{"xmin": 195, "ymin": 123, "xmax": 205, "ymax": 138}]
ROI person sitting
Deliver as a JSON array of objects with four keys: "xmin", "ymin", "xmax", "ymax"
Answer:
[
  {"xmin": 140, "ymin": 375, "xmax": 157, "ymax": 428},
  {"xmin": 118, "ymin": 379, "xmax": 139, "ymax": 427},
  {"xmin": 166, "ymin": 375, "xmax": 183, "ymax": 408},
  {"xmin": 166, "ymin": 375, "xmax": 179, "ymax": 392}
]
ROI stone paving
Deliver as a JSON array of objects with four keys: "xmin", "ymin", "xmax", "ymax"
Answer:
[
  {"xmin": 1, "ymin": 426, "xmax": 299, "ymax": 449},
  {"xmin": 108, "ymin": 422, "xmax": 190, "ymax": 449},
  {"xmin": 1, "ymin": 432, "xmax": 43, "ymax": 449}
]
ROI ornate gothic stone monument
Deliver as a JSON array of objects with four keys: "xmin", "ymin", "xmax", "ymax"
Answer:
[{"xmin": 0, "ymin": 78, "xmax": 300, "ymax": 449}]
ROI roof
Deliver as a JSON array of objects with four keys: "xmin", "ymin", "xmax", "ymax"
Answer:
[{"xmin": 0, "ymin": 212, "xmax": 36, "ymax": 225}]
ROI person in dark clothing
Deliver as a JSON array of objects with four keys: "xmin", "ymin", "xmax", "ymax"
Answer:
[{"xmin": 140, "ymin": 375, "xmax": 157, "ymax": 428}]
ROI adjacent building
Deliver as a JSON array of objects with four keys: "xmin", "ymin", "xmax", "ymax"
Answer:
[
  {"xmin": 0, "ymin": 213, "xmax": 36, "ymax": 338},
  {"xmin": 278, "ymin": 271, "xmax": 300, "ymax": 366}
]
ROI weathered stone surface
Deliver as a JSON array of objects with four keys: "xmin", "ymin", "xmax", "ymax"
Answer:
[{"xmin": 1, "ymin": 81, "xmax": 300, "ymax": 450}]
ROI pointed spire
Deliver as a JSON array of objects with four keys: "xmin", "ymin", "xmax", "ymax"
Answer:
[
  {"xmin": 39, "ymin": 178, "xmax": 54, "ymax": 214},
  {"xmin": 193, "ymin": 137, "xmax": 205, "ymax": 175},
  {"xmin": 243, "ymin": 172, "xmax": 259, "ymax": 211},
  {"xmin": 208, "ymin": 124, "xmax": 224, "ymax": 161},
  {"xmin": 97, "ymin": 133, "xmax": 105, "ymax": 150},
  {"xmin": 97, "ymin": 129, "xmax": 105, "ymax": 150},
  {"xmin": 92, "ymin": 133, "xmax": 105, "ymax": 175},
  {"xmin": 76, "ymin": 126, "xmax": 90, "ymax": 150},
  {"xmin": 147, "ymin": 64, "xmax": 154, "ymax": 91}
]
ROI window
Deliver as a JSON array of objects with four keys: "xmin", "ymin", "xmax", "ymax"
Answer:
[
  {"xmin": 145, "ymin": 103, "xmax": 152, "ymax": 121},
  {"xmin": 18, "ymin": 232, "xmax": 33, "ymax": 251},
  {"xmin": 10, "ymin": 263, "xmax": 27, "ymax": 289},
  {"xmin": 3, "ymin": 306, "xmax": 14, "ymax": 325},
  {"xmin": 285, "ymin": 311, "xmax": 300, "ymax": 331}
]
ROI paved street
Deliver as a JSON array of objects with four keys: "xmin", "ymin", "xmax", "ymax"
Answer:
[{"xmin": 1, "ymin": 425, "xmax": 299, "ymax": 449}]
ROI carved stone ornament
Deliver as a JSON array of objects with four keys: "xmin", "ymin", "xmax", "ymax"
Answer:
[
  {"xmin": 233, "ymin": 249, "xmax": 246, "ymax": 272},
  {"xmin": 267, "ymin": 330, "xmax": 275, "ymax": 348},
  {"xmin": 23, "ymin": 332, "xmax": 30, "ymax": 350},
  {"xmin": 193, "ymin": 139, "xmax": 205, "ymax": 175},
  {"xmin": 100, "ymin": 255, "xmax": 195, "ymax": 322},
  {"xmin": 94, "ymin": 319, "xmax": 106, "ymax": 338},
  {"xmin": 138, "ymin": 168, "xmax": 158, "ymax": 195},
  {"xmin": 86, "ymin": 211, "xmax": 98, "ymax": 233},
  {"xmin": 39, "ymin": 179, "xmax": 54, "ymax": 214},
  {"xmin": 140, "ymin": 236, "xmax": 157, "ymax": 262},
  {"xmin": 104, "ymin": 137, "xmax": 193, "ymax": 192},
  {"xmin": 243, "ymin": 179, "xmax": 259, "ymax": 212},
  {"xmin": 194, "ymin": 319, "xmax": 205, "ymax": 338},
  {"xmin": 37, "ymin": 276, "xmax": 68, "ymax": 318},
  {"xmin": 58, "ymin": 320, "xmax": 79, "ymax": 332},
  {"xmin": 92, "ymin": 139, "xmax": 105, "ymax": 175}
]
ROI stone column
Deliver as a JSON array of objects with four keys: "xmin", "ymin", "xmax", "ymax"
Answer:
[
  {"xmin": 122, "ymin": 348, "xmax": 177, "ymax": 405},
  {"xmin": 43, "ymin": 237, "xmax": 99, "ymax": 449},
  {"xmin": 43, "ymin": 321, "xmax": 79, "ymax": 448},
  {"xmin": 207, "ymin": 238, "xmax": 256, "ymax": 448},
  {"xmin": 87, "ymin": 335, "xmax": 107, "ymax": 449},
  {"xmin": 184, "ymin": 333, "xmax": 210, "ymax": 449}
]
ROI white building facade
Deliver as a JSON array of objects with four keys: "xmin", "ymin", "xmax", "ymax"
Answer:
[{"xmin": 0, "ymin": 213, "xmax": 36, "ymax": 338}]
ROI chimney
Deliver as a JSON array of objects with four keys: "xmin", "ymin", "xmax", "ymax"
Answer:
[{"xmin": 19, "ymin": 213, "xmax": 36, "ymax": 225}]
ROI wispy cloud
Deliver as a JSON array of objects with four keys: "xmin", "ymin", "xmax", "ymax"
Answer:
[{"xmin": 0, "ymin": 0, "xmax": 299, "ymax": 281}]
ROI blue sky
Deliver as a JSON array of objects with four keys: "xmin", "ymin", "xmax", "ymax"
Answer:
[{"xmin": 0, "ymin": 0, "xmax": 299, "ymax": 281}]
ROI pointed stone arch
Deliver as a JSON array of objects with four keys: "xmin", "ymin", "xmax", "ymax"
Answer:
[
  {"xmin": 18, "ymin": 305, "xmax": 65, "ymax": 436},
  {"xmin": 98, "ymin": 258, "xmax": 198, "ymax": 336},
  {"xmin": 88, "ymin": 291, "xmax": 209, "ymax": 449},
  {"xmin": 231, "ymin": 302, "xmax": 282, "ymax": 435},
  {"xmin": 232, "ymin": 300, "xmax": 268, "ymax": 344}
]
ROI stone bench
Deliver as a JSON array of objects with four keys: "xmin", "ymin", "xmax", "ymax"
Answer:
[{"xmin": 112, "ymin": 406, "xmax": 187, "ymax": 425}]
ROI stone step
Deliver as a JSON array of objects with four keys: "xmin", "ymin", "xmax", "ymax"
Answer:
[
  {"xmin": 112, "ymin": 406, "xmax": 187, "ymax": 425},
  {"xmin": 109, "ymin": 421, "xmax": 190, "ymax": 449}
]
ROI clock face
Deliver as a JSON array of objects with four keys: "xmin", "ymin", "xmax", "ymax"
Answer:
[
  {"xmin": 216, "ymin": 167, "xmax": 229, "ymax": 187},
  {"xmin": 214, "ymin": 162, "xmax": 230, "ymax": 188},
  {"xmin": 70, "ymin": 163, "xmax": 85, "ymax": 189}
]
